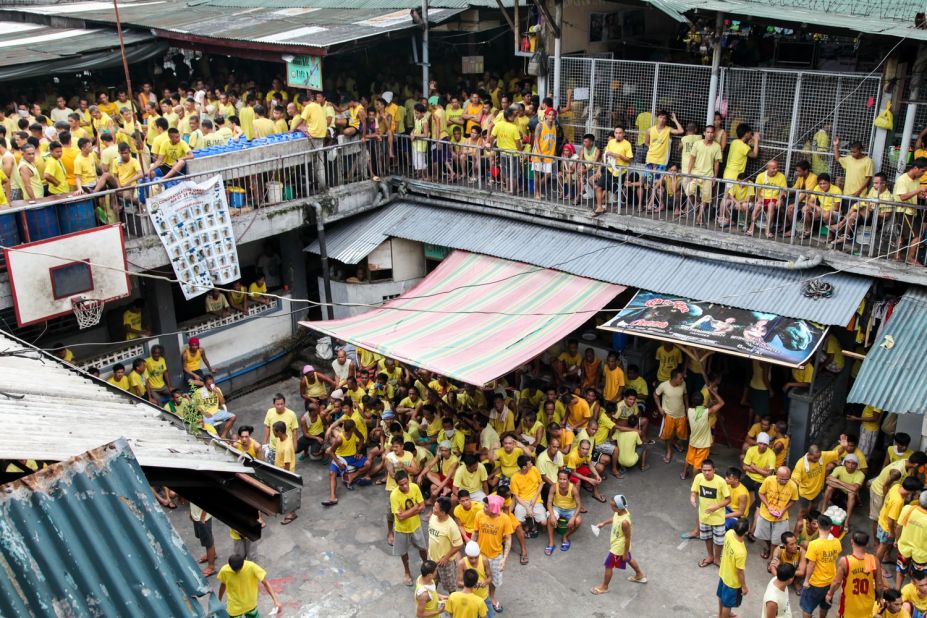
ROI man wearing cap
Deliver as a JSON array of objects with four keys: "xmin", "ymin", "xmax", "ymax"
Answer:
[
  {"xmin": 818, "ymin": 454, "xmax": 865, "ymax": 524},
  {"xmin": 182, "ymin": 337, "xmax": 212, "ymax": 387},
  {"xmin": 756, "ymin": 466, "xmax": 798, "ymax": 561},
  {"xmin": 742, "ymin": 431, "xmax": 776, "ymax": 540},
  {"xmin": 472, "ymin": 495, "xmax": 513, "ymax": 613},
  {"xmin": 591, "ymin": 494, "xmax": 647, "ymax": 594},
  {"xmin": 300, "ymin": 364, "xmax": 336, "ymax": 406},
  {"xmin": 456, "ymin": 541, "xmax": 493, "ymax": 617}
]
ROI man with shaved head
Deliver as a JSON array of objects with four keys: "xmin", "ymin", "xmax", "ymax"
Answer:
[{"xmin": 755, "ymin": 466, "xmax": 798, "ymax": 561}]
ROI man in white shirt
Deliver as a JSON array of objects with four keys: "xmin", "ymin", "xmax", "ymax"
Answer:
[{"xmin": 762, "ymin": 563, "xmax": 794, "ymax": 617}]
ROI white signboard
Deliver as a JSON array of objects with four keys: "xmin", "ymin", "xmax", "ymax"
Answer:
[{"xmin": 147, "ymin": 176, "xmax": 241, "ymax": 300}]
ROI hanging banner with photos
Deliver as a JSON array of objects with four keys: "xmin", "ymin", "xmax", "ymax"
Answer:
[
  {"xmin": 147, "ymin": 176, "xmax": 241, "ymax": 300},
  {"xmin": 599, "ymin": 290, "xmax": 827, "ymax": 368}
]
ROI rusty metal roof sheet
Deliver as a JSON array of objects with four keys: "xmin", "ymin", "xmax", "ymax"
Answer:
[{"xmin": 0, "ymin": 439, "xmax": 209, "ymax": 617}]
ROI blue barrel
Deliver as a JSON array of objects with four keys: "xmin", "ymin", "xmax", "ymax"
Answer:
[
  {"xmin": 0, "ymin": 211, "xmax": 20, "ymax": 267},
  {"xmin": 22, "ymin": 205, "xmax": 60, "ymax": 241},
  {"xmin": 612, "ymin": 332, "xmax": 629, "ymax": 351},
  {"xmin": 57, "ymin": 199, "xmax": 95, "ymax": 234}
]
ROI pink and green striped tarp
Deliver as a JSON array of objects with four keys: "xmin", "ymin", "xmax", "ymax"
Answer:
[{"xmin": 300, "ymin": 251, "xmax": 625, "ymax": 386}]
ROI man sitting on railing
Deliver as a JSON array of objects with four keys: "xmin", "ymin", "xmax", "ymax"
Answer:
[
  {"xmin": 149, "ymin": 128, "xmax": 193, "ymax": 181},
  {"xmin": 717, "ymin": 172, "xmax": 755, "ymax": 229},
  {"xmin": 746, "ymin": 160, "xmax": 788, "ymax": 239},
  {"xmin": 795, "ymin": 173, "xmax": 843, "ymax": 240},
  {"xmin": 827, "ymin": 172, "xmax": 892, "ymax": 247},
  {"xmin": 112, "ymin": 143, "xmax": 143, "ymax": 211},
  {"xmin": 893, "ymin": 157, "xmax": 927, "ymax": 265}
]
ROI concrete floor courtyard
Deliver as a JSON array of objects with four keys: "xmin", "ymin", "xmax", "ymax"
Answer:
[{"xmin": 167, "ymin": 378, "xmax": 835, "ymax": 617}]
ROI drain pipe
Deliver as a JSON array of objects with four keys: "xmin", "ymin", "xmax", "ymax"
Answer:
[
  {"xmin": 307, "ymin": 200, "xmax": 335, "ymax": 320},
  {"xmin": 403, "ymin": 189, "xmax": 824, "ymax": 270}
]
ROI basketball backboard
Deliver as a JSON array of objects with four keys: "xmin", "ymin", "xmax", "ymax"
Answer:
[{"xmin": 4, "ymin": 225, "xmax": 131, "ymax": 327}]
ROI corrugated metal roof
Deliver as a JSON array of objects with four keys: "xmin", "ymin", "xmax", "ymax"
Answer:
[
  {"xmin": 326, "ymin": 201, "xmax": 871, "ymax": 325},
  {"xmin": 847, "ymin": 287, "xmax": 927, "ymax": 414},
  {"xmin": 643, "ymin": 0, "xmax": 927, "ymax": 41},
  {"xmin": 0, "ymin": 439, "xmax": 209, "ymax": 617},
  {"xmin": 0, "ymin": 21, "xmax": 153, "ymax": 67},
  {"xmin": 305, "ymin": 204, "xmax": 414, "ymax": 263},
  {"xmin": 0, "ymin": 330, "xmax": 249, "ymax": 473},
  {"xmin": 8, "ymin": 1, "xmax": 465, "ymax": 49},
  {"xmin": 195, "ymin": 0, "xmax": 509, "ymax": 8}
]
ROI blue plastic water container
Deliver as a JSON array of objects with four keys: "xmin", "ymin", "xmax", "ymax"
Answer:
[
  {"xmin": 23, "ymin": 204, "xmax": 60, "ymax": 240},
  {"xmin": 0, "ymin": 211, "xmax": 21, "ymax": 266},
  {"xmin": 57, "ymin": 199, "xmax": 95, "ymax": 234}
]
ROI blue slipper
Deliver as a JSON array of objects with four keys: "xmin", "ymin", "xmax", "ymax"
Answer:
[{"xmin": 561, "ymin": 541, "xmax": 571, "ymax": 552}]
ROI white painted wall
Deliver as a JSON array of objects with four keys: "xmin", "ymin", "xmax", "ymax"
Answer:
[
  {"xmin": 319, "ymin": 277, "xmax": 423, "ymax": 319},
  {"xmin": 390, "ymin": 238, "xmax": 426, "ymax": 282}
]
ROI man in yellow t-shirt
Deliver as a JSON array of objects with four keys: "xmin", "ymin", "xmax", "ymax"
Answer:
[
  {"xmin": 73, "ymin": 137, "xmax": 106, "ymax": 193},
  {"xmin": 747, "ymin": 159, "xmax": 789, "ymax": 237},
  {"xmin": 127, "ymin": 358, "xmax": 149, "ymax": 399},
  {"xmin": 691, "ymin": 460, "xmax": 731, "ymax": 567},
  {"xmin": 655, "ymin": 342, "xmax": 682, "ymax": 383},
  {"xmin": 894, "ymin": 157, "xmax": 927, "ymax": 265},
  {"xmin": 685, "ymin": 125, "xmax": 723, "ymax": 222},
  {"xmin": 722, "ymin": 124, "xmax": 759, "ymax": 183},
  {"xmin": 801, "ymin": 515, "xmax": 842, "ymax": 614},
  {"xmin": 107, "ymin": 363, "xmax": 130, "ymax": 391},
  {"xmin": 217, "ymin": 556, "xmax": 281, "ymax": 617},
  {"xmin": 791, "ymin": 445, "xmax": 839, "ymax": 522},
  {"xmin": 792, "ymin": 160, "xmax": 818, "ymax": 208},
  {"xmin": 42, "ymin": 141, "xmax": 69, "ymax": 196},
  {"xmin": 645, "ymin": 110, "xmax": 684, "ymax": 209},
  {"xmin": 111, "ymin": 143, "xmax": 142, "ymax": 207},
  {"xmin": 828, "ymin": 172, "xmax": 891, "ymax": 246},
  {"xmin": 490, "ymin": 108, "xmax": 522, "ymax": 193},
  {"xmin": 144, "ymin": 344, "xmax": 172, "ymax": 402},
  {"xmin": 122, "ymin": 299, "xmax": 148, "ymax": 340},
  {"xmin": 819, "ymin": 455, "xmax": 864, "ymax": 523},
  {"xmin": 594, "ymin": 126, "xmax": 633, "ymax": 216},
  {"xmin": 755, "ymin": 466, "xmax": 797, "ymax": 559},
  {"xmin": 716, "ymin": 520, "xmax": 749, "ymax": 615},
  {"xmin": 390, "ymin": 471, "xmax": 427, "ymax": 586},
  {"xmin": 742, "ymin": 434, "xmax": 776, "ymax": 527},
  {"xmin": 150, "ymin": 128, "xmax": 192, "ymax": 180},
  {"xmin": 833, "ymin": 137, "xmax": 873, "ymax": 197},
  {"xmin": 797, "ymin": 173, "xmax": 843, "ymax": 238}
]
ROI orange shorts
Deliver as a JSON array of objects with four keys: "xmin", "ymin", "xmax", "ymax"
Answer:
[
  {"xmin": 660, "ymin": 415, "xmax": 689, "ymax": 441},
  {"xmin": 685, "ymin": 446, "xmax": 710, "ymax": 468}
]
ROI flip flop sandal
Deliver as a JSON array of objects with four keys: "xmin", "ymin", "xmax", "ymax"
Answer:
[
  {"xmin": 594, "ymin": 495, "xmax": 607, "ymax": 503},
  {"xmin": 544, "ymin": 546, "xmax": 554, "ymax": 556},
  {"xmin": 355, "ymin": 478, "xmax": 373, "ymax": 487},
  {"xmin": 281, "ymin": 514, "xmax": 298, "ymax": 525},
  {"xmin": 321, "ymin": 500, "xmax": 339, "ymax": 507},
  {"xmin": 590, "ymin": 587, "xmax": 608, "ymax": 595},
  {"xmin": 343, "ymin": 481, "xmax": 355, "ymax": 491},
  {"xmin": 698, "ymin": 558, "xmax": 714, "ymax": 568},
  {"xmin": 520, "ymin": 555, "xmax": 529, "ymax": 565},
  {"xmin": 628, "ymin": 576, "xmax": 648, "ymax": 584},
  {"xmin": 492, "ymin": 601, "xmax": 504, "ymax": 612},
  {"xmin": 560, "ymin": 541, "xmax": 571, "ymax": 552}
]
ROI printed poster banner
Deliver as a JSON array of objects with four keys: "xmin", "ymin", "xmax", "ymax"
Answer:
[
  {"xmin": 147, "ymin": 175, "xmax": 241, "ymax": 300},
  {"xmin": 599, "ymin": 291, "xmax": 827, "ymax": 368}
]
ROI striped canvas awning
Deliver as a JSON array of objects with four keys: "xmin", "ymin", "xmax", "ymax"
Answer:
[{"xmin": 300, "ymin": 251, "xmax": 625, "ymax": 386}]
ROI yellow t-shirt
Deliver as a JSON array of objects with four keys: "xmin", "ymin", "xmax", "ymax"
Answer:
[
  {"xmin": 454, "ymin": 464, "xmax": 488, "ymax": 495},
  {"xmin": 813, "ymin": 184, "xmax": 843, "ymax": 212},
  {"xmin": 792, "ymin": 363, "xmax": 814, "ymax": 384},
  {"xmin": 602, "ymin": 365, "xmax": 625, "ymax": 401},
  {"xmin": 217, "ymin": 560, "xmax": 266, "ymax": 616},
  {"xmin": 646, "ymin": 126, "xmax": 672, "ymax": 165},
  {"xmin": 790, "ymin": 450, "xmax": 838, "ymax": 500},
  {"xmin": 756, "ymin": 171, "xmax": 788, "ymax": 201},
  {"xmin": 128, "ymin": 370, "xmax": 147, "ymax": 395},
  {"xmin": 871, "ymin": 459, "xmax": 910, "ymax": 497},
  {"xmin": 902, "ymin": 582, "xmax": 927, "ymax": 613},
  {"xmin": 806, "ymin": 536, "xmax": 843, "ymax": 587},
  {"xmin": 691, "ymin": 473, "xmax": 731, "ymax": 526},
  {"xmin": 444, "ymin": 591, "xmax": 488, "ymax": 618},
  {"xmin": 830, "ymin": 465, "xmax": 864, "ymax": 488},
  {"xmin": 894, "ymin": 172, "xmax": 921, "ymax": 216},
  {"xmin": 491, "ymin": 120, "xmax": 521, "ymax": 152},
  {"xmin": 390, "ymin": 483, "xmax": 425, "ymax": 533},
  {"xmin": 605, "ymin": 138, "xmax": 633, "ymax": 176},
  {"xmin": 689, "ymin": 139, "xmax": 722, "ymax": 177},
  {"xmin": 157, "ymin": 139, "xmax": 191, "ymax": 166},
  {"xmin": 493, "ymin": 447, "xmax": 524, "ymax": 478},
  {"xmin": 878, "ymin": 484, "xmax": 907, "ymax": 533},
  {"xmin": 427, "ymin": 512, "xmax": 463, "ymax": 561},
  {"xmin": 719, "ymin": 529, "xmax": 747, "ymax": 589},
  {"xmin": 112, "ymin": 157, "xmax": 141, "ymax": 187},
  {"xmin": 73, "ymin": 152, "xmax": 97, "ymax": 185},
  {"xmin": 43, "ymin": 156, "xmax": 68, "ymax": 195},
  {"xmin": 728, "ymin": 482, "xmax": 751, "ymax": 515},
  {"xmin": 758, "ymin": 476, "xmax": 797, "ymax": 522},
  {"xmin": 680, "ymin": 134, "xmax": 701, "ymax": 173},
  {"xmin": 615, "ymin": 430, "xmax": 642, "ymax": 467},
  {"xmin": 107, "ymin": 375, "xmax": 130, "ymax": 391},
  {"xmin": 898, "ymin": 505, "xmax": 927, "ymax": 563},
  {"xmin": 263, "ymin": 408, "xmax": 299, "ymax": 450},
  {"xmin": 248, "ymin": 281, "xmax": 267, "ymax": 300},
  {"xmin": 454, "ymin": 501, "xmax": 484, "ymax": 533},
  {"xmin": 122, "ymin": 308, "xmax": 143, "ymax": 340},
  {"xmin": 743, "ymin": 446, "xmax": 776, "ymax": 483},
  {"xmin": 474, "ymin": 511, "xmax": 515, "ymax": 558},
  {"xmin": 509, "ymin": 467, "xmax": 542, "ymax": 504},
  {"xmin": 729, "ymin": 183, "xmax": 755, "ymax": 202},
  {"xmin": 722, "ymin": 138, "xmax": 751, "ymax": 180},
  {"xmin": 838, "ymin": 154, "xmax": 874, "ymax": 196},
  {"xmin": 144, "ymin": 357, "xmax": 167, "ymax": 390},
  {"xmin": 274, "ymin": 433, "xmax": 295, "ymax": 470},
  {"xmin": 634, "ymin": 112, "xmax": 653, "ymax": 145},
  {"xmin": 655, "ymin": 346, "xmax": 682, "ymax": 383}
]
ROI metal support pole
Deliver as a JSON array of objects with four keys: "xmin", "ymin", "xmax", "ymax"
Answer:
[
  {"xmin": 422, "ymin": 0, "xmax": 429, "ymax": 99},
  {"xmin": 705, "ymin": 12, "xmax": 724, "ymax": 127},
  {"xmin": 897, "ymin": 102, "xmax": 917, "ymax": 175},
  {"xmin": 552, "ymin": 0, "xmax": 562, "ymax": 107},
  {"xmin": 784, "ymin": 73, "xmax": 803, "ymax": 178},
  {"xmin": 314, "ymin": 207, "xmax": 334, "ymax": 321},
  {"xmin": 871, "ymin": 88, "xmax": 889, "ymax": 169},
  {"xmin": 585, "ymin": 59, "xmax": 596, "ymax": 134},
  {"xmin": 650, "ymin": 64, "xmax": 659, "ymax": 119},
  {"xmin": 758, "ymin": 72, "xmax": 768, "ymax": 135}
]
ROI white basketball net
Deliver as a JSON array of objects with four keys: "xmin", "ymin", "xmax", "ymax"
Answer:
[{"xmin": 72, "ymin": 297, "xmax": 104, "ymax": 329}]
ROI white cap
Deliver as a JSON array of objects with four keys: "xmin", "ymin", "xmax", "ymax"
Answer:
[
  {"xmin": 330, "ymin": 389, "xmax": 344, "ymax": 401},
  {"xmin": 756, "ymin": 432, "xmax": 771, "ymax": 445},
  {"xmin": 465, "ymin": 541, "xmax": 480, "ymax": 557},
  {"xmin": 613, "ymin": 494, "xmax": 628, "ymax": 510},
  {"xmin": 382, "ymin": 91, "xmax": 394, "ymax": 104},
  {"xmin": 844, "ymin": 454, "xmax": 859, "ymax": 464}
]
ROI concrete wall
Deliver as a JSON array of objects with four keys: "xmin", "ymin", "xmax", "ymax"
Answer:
[
  {"xmin": 390, "ymin": 238, "xmax": 427, "ymax": 282},
  {"xmin": 319, "ymin": 277, "xmax": 423, "ymax": 319}
]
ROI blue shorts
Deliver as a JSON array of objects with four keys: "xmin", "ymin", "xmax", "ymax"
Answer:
[
  {"xmin": 876, "ymin": 524, "xmax": 894, "ymax": 545},
  {"xmin": 204, "ymin": 409, "xmax": 234, "ymax": 425},
  {"xmin": 330, "ymin": 454, "xmax": 367, "ymax": 475},
  {"xmin": 799, "ymin": 585, "xmax": 832, "ymax": 613},
  {"xmin": 724, "ymin": 507, "xmax": 736, "ymax": 530},
  {"xmin": 553, "ymin": 506, "xmax": 577, "ymax": 521},
  {"xmin": 716, "ymin": 579, "xmax": 742, "ymax": 609}
]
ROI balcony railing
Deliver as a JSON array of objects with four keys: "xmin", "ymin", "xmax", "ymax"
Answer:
[
  {"xmin": 393, "ymin": 134, "xmax": 927, "ymax": 266},
  {"xmin": 0, "ymin": 137, "xmax": 373, "ymax": 261}
]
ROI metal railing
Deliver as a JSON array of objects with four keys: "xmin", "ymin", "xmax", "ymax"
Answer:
[
  {"xmin": 394, "ymin": 133, "xmax": 927, "ymax": 265},
  {"xmin": 0, "ymin": 138, "xmax": 376, "ymax": 256}
]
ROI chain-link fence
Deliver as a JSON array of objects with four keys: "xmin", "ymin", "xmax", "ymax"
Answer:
[{"xmin": 554, "ymin": 57, "xmax": 882, "ymax": 182}]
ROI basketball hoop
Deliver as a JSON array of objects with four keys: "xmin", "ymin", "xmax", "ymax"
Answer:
[{"xmin": 72, "ymin": 296, "xmax": 105, "ymax": 329}]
